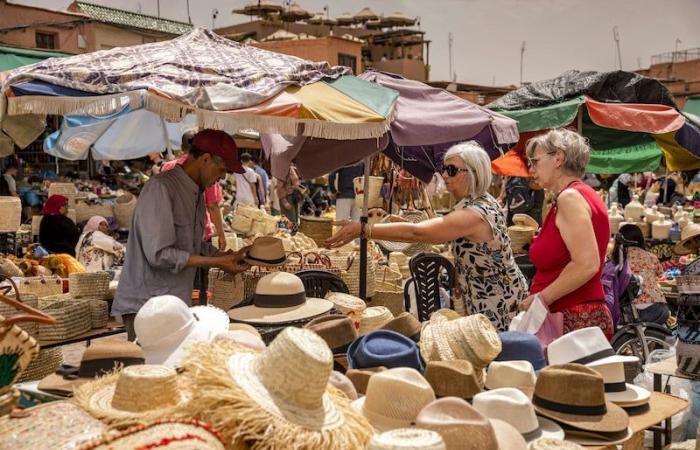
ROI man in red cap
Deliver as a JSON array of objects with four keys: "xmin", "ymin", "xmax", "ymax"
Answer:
[{"xmin": 114, "ymin": 129, "xmax": 249, "ymax": 340}]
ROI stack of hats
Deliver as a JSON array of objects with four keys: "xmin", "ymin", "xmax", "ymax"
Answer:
[
  {"xmin": 547, "ymin": 327, "xmax": 650, "ymax": 411},
  {"xmin": 420, "ymin": 312, "xmax": 501, "ymax": 386},
  {"xmin": 325, "ymin": 291, "xmax": 367, "ymax": 329},
  {"xmin": 530, "ymin": 364, "xmax": 631, "ymax": 446},
  {"xmin": 676, "ymin": 271, "xmax": 700, "ymax": 378},
  {"xmin": 358, "ymin": 306, "xmax": 395, "ymax": 335}
]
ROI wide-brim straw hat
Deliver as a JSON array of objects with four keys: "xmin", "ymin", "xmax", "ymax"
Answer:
[
  {"xmin": 180, "ymin": 327, "xmax": 373, "ymax": 449},
  {"xmin": 674, "ymin": 223, "xmax": 700, "ymax": 255},
  {"xmin": 532, "ymin": 364, "xmax": 629, "ymax": 434},
  {"xmin": 73, "ymin": 365, "xmax": 189, "ymax": 426},
  {"xmin": 243, "ymin": 236, "xmax": 288, "ymax": 266},
  {"xmin": 39, "ymin": 340, "xmax": 145, "ymax": 396},
  {"xmin": 422, "ymin": 314, "xmax": 501, "ymax": 368},
  {"xmin": 590, "ymin": 361, "xmax": 650, "ymax": 407},
  {"xmin": 368, "ymin": 428, "xmax": 446, "ymax": 450},
  {"xmin": 78, "ymin": 419, "xmax": 226, "ymax": 450}
]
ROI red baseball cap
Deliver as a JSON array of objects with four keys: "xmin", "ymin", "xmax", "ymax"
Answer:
[{"xmin": 190, "ymin": 129, "xmax": 245, "ymax": 174}]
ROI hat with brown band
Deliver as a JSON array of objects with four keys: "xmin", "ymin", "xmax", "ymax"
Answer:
[
  {"xmin": 39, "ymin": 340, "xmax": 145, "ymax": 396},
  {"xmin": 243, "ymin": 236, "xmax": 288, "ymax": 267},
  {"xmin": 531, "ymin": 364, "xmax": 629, "ymax": 434}
]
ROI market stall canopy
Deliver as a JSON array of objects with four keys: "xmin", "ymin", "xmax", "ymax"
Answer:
[
  {"xmin": 43, "ymin": 102, "xmax": 196, "ymax": 161},
  {"xmin": 385, "ymin": 12, "xmax": 417, "ymax": 27},
  {"xmin": 307, "ymin": 13, "xmax": 337, "ymax": 25},
  {"xmin": 262, "ymin": 71, "xmax": 518, "ymax": 182},
  {"xmin": 335, "ymin": 12, "xmax": 355, "ymax": 25},
  {"xmin": 0, "ymin": 28, "xmax": 398, "ymax": 144},
  {"xmin": 491, "ymin": 95, "xmax": 700, "ymax": 177},
  {"xmin": 280, "ymin": 2, "xmax": 312, "ymax": 22},
  {"xmin": 353, "ymin": 7, "xmax": 378, "ymax": 23},
  {"xmin": 0, "ymin": 46, "xmax": 71, "ymax": 72},
  {"xmin": 233, "ymin": 0, "xmax": 284, "ymax": 17}
]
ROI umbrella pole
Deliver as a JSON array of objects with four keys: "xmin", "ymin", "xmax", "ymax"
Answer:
[
  {"xmin": 664, "ymin": 166, "xmax": 669, "ymax": 204},
  {"xmin": 359, "ymin": 155, "xmax": 371, "ymax": 300}
]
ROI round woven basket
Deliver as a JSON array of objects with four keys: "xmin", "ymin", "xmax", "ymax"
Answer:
[
  {"xmin": 353, "ymin": 176, "xmax": 384, "ymax": 209},
  {"xmin": 47, "ymin": 182, "xmax": 78, "ymax": 207},
  {"xmin": 376, "ymin": 210, "xmax": 432, "ymax": 256},
  {"xmin": 299, "ymin": 216, "xmax": 333, "ymax": 246},
  {"xmin": 115, "ymin": 193, "xmax": 136, "ymax": 230},
  {"xmin": 0, "ymin": 197, "xmax": 21, "ymax": 233},
  {"xmin": 18, "ymin": 347, "xmax": 64, "ymax": 382},
  {"xmin": 69, "ymin": 272, "xmax": 110, "ymax": 300}
]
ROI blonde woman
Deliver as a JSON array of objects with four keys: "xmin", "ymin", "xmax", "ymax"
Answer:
[{"xmin": 326, "ymin": 141, "xmax": 527, "ymax": 331}]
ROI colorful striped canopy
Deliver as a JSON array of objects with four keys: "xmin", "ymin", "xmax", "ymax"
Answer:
[
  {"xmin": 492, "ymin": 96, "xmax": 700, "ymax": 176},
  {"xmin": 0, "ymin": 28, "xmax": 398, "ymax": 145}
]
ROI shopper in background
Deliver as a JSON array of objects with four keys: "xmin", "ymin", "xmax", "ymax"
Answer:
[
  {"xmin": 2, "ymin": 161, "xmax": 19, "ymax": 197},
  {"xmin": 75, "ymin": 215, "xmax": 126, "ymax": 272},
  {"xmin": 329, "ymin": 162, "xmax": 364, "ymax": 223},
  {"xmin": 234, "ymin": 154, "xmax": 264, "ymax": 209},
  {"xmin": 523, "ymin": 129, "xmax": 613, "ymax": 339},
  {"xmin": 248, "ymin": 153, "xmax": 270, "ymax": 202},
  {"xmin": 39, "ymin": 194, "xmax": 81, "ymax": 256}
]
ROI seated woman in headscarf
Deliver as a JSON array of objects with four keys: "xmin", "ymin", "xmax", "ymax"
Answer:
[
  {"xmin": 39, "ymin": 195, "xmax": 81, "ymax": 256},
  {"xmin": 76, "ymin": 216, "xmax": 126, "ymax": 272}
]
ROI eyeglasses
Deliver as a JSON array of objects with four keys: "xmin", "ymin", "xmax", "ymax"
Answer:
[
  {"xmin": 527, "ymin": 152, "xmax": 555, "ymax": 170},
  {"xmin": 441, "ymin": 164, "xmax": 468, "ymax": 177}
]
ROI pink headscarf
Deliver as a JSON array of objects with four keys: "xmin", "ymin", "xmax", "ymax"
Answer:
[{"xmin": 84, "ymin": 216, "xmax": 107, "ymax": 234}]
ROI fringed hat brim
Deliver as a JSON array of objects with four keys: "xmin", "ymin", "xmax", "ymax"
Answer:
[{"xmin": 180, "ymin": 340, "xmax": 372, "ymax": 450}]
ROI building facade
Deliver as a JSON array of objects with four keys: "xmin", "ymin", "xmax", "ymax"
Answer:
[{"xmin": 638, "ymin": 48, "xmax": 700, "ymax": 108}]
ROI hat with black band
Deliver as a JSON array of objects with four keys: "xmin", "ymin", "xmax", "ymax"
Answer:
[{"xmin": 244, "ymin": 236, "xmax": 288, "ymax": 267}]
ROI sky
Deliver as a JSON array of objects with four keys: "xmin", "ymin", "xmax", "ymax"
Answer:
[{"xmin": 16, "ymin": 0, "xmax": 700, "ymax": 86}]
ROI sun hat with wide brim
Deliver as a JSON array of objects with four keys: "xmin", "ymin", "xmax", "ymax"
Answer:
[
  {"xmin": 180, "ymin": 327, "xmax": 373, "ymax": 449},
  {"xmin": 73, "ymin": 365, "xmax": 189, "ymax": 427},
  {"xmin": 559, "ymin": 425, "xmax": 634, "ymax": 446},
  {"xmin": 228, "ymin": 272, "xmax": 333, "ymax": 325},
  {"xmin": 532, "ymin": 364, "xmax": 629, "ymax": 434},
  {"xmin": 547, "ymin": 327, "xmax": 638, "ymax": 368},
  {"xmin": 243, "ymin": 236, "xmax": 288, "ymax": 266},
  {"xmin": 674, "ymin": 223, "xmax": 700, "ymax": 255},
  {"xmin": 590, "ymin": 361, "xmax": 650, "ymax": 407}
]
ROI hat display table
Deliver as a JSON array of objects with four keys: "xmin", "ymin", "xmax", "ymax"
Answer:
[{"xmin": 584, "ymin": 392, "xmax": 687, "ymax": 450}]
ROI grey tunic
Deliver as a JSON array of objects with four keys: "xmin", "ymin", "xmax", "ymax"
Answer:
[{"xmin": 112, "ymin": 166, "xmax": 217, "ymax": 316}]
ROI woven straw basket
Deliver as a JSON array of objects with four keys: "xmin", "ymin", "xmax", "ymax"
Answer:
[
  {"xmin": 115, "ymin": 193, "xmax": 136, "ymax": 230},
  {"xmin": 208, "ymin": 269, "xmax": 245, "ymax": 311},
  {"xmin": 69, "ymin": 272, "xmax": 110, "ymax": 300},
  {"xmin": 18, "ymin": 347, "xmax": 63, "ymax": 382},
  {"xmin": 323, "ymin": 250, "xmax": 376, "ymax": 298},
  {"xmin": 354, "ymin": 176, "xmax": 384, "ymax": 209},
  {"xmin": 507, "ymin": 214, "xmax": 537, "ymax": 254},
  {"xmin": 41, "ymin": 293, "xmax": 108, "ymax": 329},
  {"xmin": 0, "ymin": 197, "xmax": 21, "ymax": 233},
  {"xmin": 75, "ymin": 202, "xmax": 114, "ymax": 224},
  {"xmin": 0, "ymin": 294, "xmax": 39, "ymax": 337},
  {"xmin": 241, "ymin": 252, "xmax": 341, "ymax": 297},
  {"xmin": 0, "ymin": 256, "xmax": 23, "ymax": 278},
  {"xmin": 36, "ymin": 298, "xmax": 91, "ymax": 342},
  {"xmin": 376, "ymin": 210, "xmax": 432, "ymax": 256},
  {"xmin": 299, "ymin": 216, "xmax": 333, "ymax": 246},
  {"xmin": 47, "ymin": 182, "xmax": 77, "ymax": 206},
  {"xmin": 16, "ymin": 276, "xmax": 63, "ymax": 299}
]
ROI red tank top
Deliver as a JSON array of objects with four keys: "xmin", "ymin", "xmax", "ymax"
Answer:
[{"xmin": 529, "ymin": 181, "xmax": 610, "ymax": 312}]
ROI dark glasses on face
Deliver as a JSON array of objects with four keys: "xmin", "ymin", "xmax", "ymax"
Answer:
[{"xmin": 441, "ymin": 165, "xmax": 468, "ymax": 177}]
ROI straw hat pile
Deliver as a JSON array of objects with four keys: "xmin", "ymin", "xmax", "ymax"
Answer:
[{"xmin": 507, "ymin": 214, "xmax": 538, "ymax": 254}]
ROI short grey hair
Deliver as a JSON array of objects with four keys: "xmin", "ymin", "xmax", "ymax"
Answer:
[
  {"xmin": 443, "ymin": 141, "xmax": 493, "ymax": 199},
  {"xmin": 525, "ymin": 128, "xmax": 590, "ymax": 178}
]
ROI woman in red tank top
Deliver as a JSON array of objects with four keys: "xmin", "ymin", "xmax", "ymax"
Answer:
[{"xmin": 522, "ymin": 129, "xmax": 613, "ymax": 339}]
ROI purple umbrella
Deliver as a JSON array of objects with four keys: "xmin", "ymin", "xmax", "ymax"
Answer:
[{"xmin": 262, "ymin": 71, "xmax": 518, "ymax": 183}]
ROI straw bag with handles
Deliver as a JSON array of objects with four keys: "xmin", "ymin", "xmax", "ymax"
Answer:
[
  {"xmin": 353, "ymin": 176, "xmax": 384, "ymax": 209},
  {"xmin": 328, "ymin": 251, "xmax": 376, "ymax": 298},
  {"xmin": 376, "ymin": 209, "xmax": 432, "ymax": 256},
  {"xmin": 370, "ymin": 265, "xmax": 404, "ymax": 316},
  {"xmin": 208, "ymin": 269, "xmax": 245, "ymax": 311},
  {"xmin": 0, "ymin": 290, "xmax": 56, "ymax": 391},
  {"xmin": 16, "ymin": 276, "xmax": 63, "ymax": 299}
]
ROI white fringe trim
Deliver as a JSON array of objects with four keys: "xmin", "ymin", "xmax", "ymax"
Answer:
[{"xmin": 6, "ymin": 91, "xmax": 143, "ymax": 117}]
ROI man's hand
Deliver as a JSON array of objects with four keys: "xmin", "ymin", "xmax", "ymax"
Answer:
[
  {"xmin": 218, "ymin": 235, "xmax": 227, "ymax": 252},
  {"xmin": 216, "ymin": 246, "xmax": 251, "ymax": 274}
]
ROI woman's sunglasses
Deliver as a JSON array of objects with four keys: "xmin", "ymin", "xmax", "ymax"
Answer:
[{"xmin": 441, "ymin": 165, "xmax": 468, "ymax": 177}]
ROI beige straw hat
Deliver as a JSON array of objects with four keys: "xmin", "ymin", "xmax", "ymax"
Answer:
[
  {"xmin": 425, "ymin": 360, "xmax": 482, "ymax": 400},
  {"xmin": 244, "ymin": 236, "xmax": 287, "ymax": 266},
  {"xmin": 212, "ymin": 330, "xmax": 266, "ymax": 352},
  {"xmin": 368, "ymin": 428, "xmax": 446, "ymax": 450},
  {"xmin": 416, "ymin": 397, "xmax": 527, "ymax": 450},
  {"xmin": 181, "ymin": 327, "xmax": 372, "ymax": 449},
  {"xmin": 329, "ymin": 370, "xmax": 358, "ymax": 400},
  {"xmin": 421, "ymin": 314, "xmax": 501, "ymax": 368},
  {"xmin": 326, "ymin": 291, "xmax": 367, "ymax": 329},
  {"xmin": 359, "ymin": 306, "xmax": 395, "ymax": 335},
  {"xmin": 675, "ymin": 222, "xmax": 700, "ymax": 255},
  {"xmin": 485, "ymin": 361, "xmax": 537, "ymax": 399},
  {"xmin": 352, "ymin": 367, "xmax": 436, "ymax": 431},
  {"xmin": 73, "ymin": 365, "xmax": 188, "ymax": 426}
]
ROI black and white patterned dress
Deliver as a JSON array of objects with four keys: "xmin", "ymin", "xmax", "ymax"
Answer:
[{"xmin": 451, "ymin": 194, "xmax": 528, "ymax": 331}]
